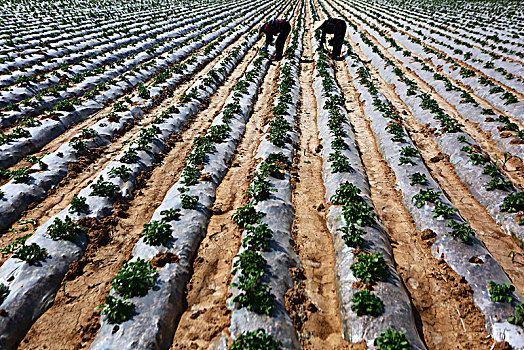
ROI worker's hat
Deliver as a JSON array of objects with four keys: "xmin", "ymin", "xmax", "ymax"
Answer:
[{"xmin": 312, "ymin": 20, "xmax": 323, "ymax": 32}]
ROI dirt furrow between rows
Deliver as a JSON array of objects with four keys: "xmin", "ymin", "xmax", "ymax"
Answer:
[
  {"xmin": 281, "ymin": 5, "xmax": 351, "ymax": 349},
  {"xmin": 337, "ymin": 21, "xmax": 524, "ymax": 295},
  {"xmin": 16, "ymin": 38, "xmax": 263, "ymax": 350},
  {"xmin": 169, "ymin": 4, "xmax": 306, "ymax": 347},
  {"xmin": 334, "ymin": 57, "xmax": 509, "ymax": 349},
  {"xmin": 0, "ymin": 25, "xmax": 261, "ymax": 260},
  {"xmin": 170, "ymin": 61, "xmax": 281, "ymax": 350}
]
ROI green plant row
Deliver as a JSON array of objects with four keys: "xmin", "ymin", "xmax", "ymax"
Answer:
[
  {"xmin": 329, "ymin": 0, "xmax": 524, "ymax": 337},
  {"xmin": 229, "ymin": 7, "xmax": 304, "ymax": 345},
  {"xmin": 312, "ymin": 11, "xmax": 412, "ymax": 348},
  {"xmin": 91, "ymin": 15, "xmax": 280, "ymax": 327}
]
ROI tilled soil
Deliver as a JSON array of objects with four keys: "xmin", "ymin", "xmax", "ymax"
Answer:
[
  {"xmin": 17, "ymin": 26, "xmax": 266, "ymax": 350},
  {"xmin": 336, "ymin": 60, "xmax": 503, "ymax": 349},
  {"xmin": 285, "ymin": 14, "xmax": 351, "ymax": 349},
  {"xmin": 169, "ymin": 60, "xmax": 280, "ymax": 350},
  {"xmin": 3, "ymin": 0, "xmax": 524, "ymax": 349}
]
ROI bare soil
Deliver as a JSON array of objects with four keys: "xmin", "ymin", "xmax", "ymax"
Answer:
[
  {"xmin": 17, "ymin": 28, "xmax": 265, "ymax": 350},
  {"xmin": 285, "ymin": 11, "xmax": 352, "ymax": 349},
  {"xmin": 335, "ymin": 56, "xmax": 510, "ymax": 349},
  {"xmin": 3, "ymin": 0, "xmax": 523, "ymax": 349}
]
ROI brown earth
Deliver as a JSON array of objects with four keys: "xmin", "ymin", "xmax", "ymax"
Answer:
[
  {"xmin": 2, "ymin": 0, "xmax": 523, "ymax": 349},
  {"xmin": 17, "ymin": 24, "xmax": 267, "ymax": 350},
  {"xmin": 334, "ymin": 54, "xmax": 511, "ymax": 349},
  {"xmin": 285, "ymin": 6, "xmax": 354, "ymax": 349}
]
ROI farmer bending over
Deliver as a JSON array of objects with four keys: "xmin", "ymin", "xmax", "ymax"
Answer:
[
  {"xmin": 313, "ymin": 18, "xmax": 347, "ymax": 60},
  {"xmin": 259, "ymin": 19, "xmax": 291, "ymax": 61}
]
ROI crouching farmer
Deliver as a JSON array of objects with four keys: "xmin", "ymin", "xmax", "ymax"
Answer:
[
  {"xmin": 259, "ymin": 19, "xmax": 291, "ymax": 61},
  {"xmin": 313, "ymin": 18, "xmax": 347, "ymax": 60}
]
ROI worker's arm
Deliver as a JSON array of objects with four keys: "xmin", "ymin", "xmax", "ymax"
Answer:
[
  {"xmin": 265, "ymin": 33, "xmax": 273, "ymax": 48},
  {"xmin": 319, "ymin": 27, "xmax": 326, "ymax": 50},
  {"xmin": 258, "ymin": 26, "xmax": 264, "ymax": 40}
]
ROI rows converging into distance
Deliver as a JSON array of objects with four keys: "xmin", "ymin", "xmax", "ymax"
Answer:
[{"xmin": 0, "ymin": 0, "xmax": 523, "ymax": 348}]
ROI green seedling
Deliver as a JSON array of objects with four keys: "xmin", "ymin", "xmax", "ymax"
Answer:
[
  {"xmin": 95, "ymin": 295, "xmax": 134, "ymax": 324},
  {"xmin": 338, "ymin": 224, "xmax": 365, "ymax": 248},
  {"xmin": 142, "ymin": 220, "xmax": 172, "ymax": 246},
  {"xmin": 111, "ymin": 258, "xmax": 156, "ymax": 298},
  {"xmin": 408, "ymin": 172, "xmax": 427, "ymax": 186},
  {"xmin": 399, "ymin": 146, "xmax": 419, "ymax": 157},
  {"xmin": 1, "ymin": 234, "xmax": 31, "ymax": 255},
  {"xmin": 374, "ymin": 328, "xmax": 411, "ymax": 350},
  {"xmin": 468, "ymin": 152, "xmax": 488, "ymax": 165},
  {"xmin": 244, "ymin": 176, "xmax": 275, "ymax": 203},
  {"xmin": 399, "ymin": 156, "xmax": 416, "ymax": 166},
  {"xmin": 69, "ymin": 195, "xmax": 88, "ymax": 213},
  {"xmin": 343, "ymin": 201, "xmax": 375, "ymax": 227},
  {"xmin": 331, "ymin": 182, "xmax": 361, "ymax": 205},
  {"xmin": 90, "ymin": 176, "xmax": 119, "ymax": 197},
  {"xmin": 350, "ymin": 253, "xmax": 389, "ymax": 284},
  {"xmin": 351, "ymin": 289, "xmax": 384, "ymax": 317},
  {"xmin": 47, "ymin": 216, "xmax": 85, "ymax": 241},
  {"xmin": 207, "ymin": 124, "xmax": 230, "ymax": 143},
  {"xmin": 120, "ymin": 148, "xmax": 138, "ymax": 164},
  {"xmin": 108, "ymin": 165, "xmax": 132, "ymax": 180},
  {"xmin": 486, "ymin": 177, "xmax": 512, "ymax": 191},
  {"xmin": 432, "ymin": 202, "xmax": 456, "ymax": 219},
  {"xmin": 13, "ymin": 243, "xmax": 47, "ymax": 264},
  {"xmin": 482, "ymin": 163, "xmax": 501, "ymax": 177},
  {"xmin": 413, "ymin": 188, "xmax": 441, "ymax": 208},
  {"xmin": 488, "ymin": 281, "xmax": 515, "ymax": 303},
  {"xmin": 328, "ymin": 151, "xmax": 352, "ymax": 173},
  {"xmin": 230, "ymin": 328, "xmax": 281, "ymax": 350},
  {"xmin": 242, "ymin": 224, "xmax": 272, "ymax": 251},
  {"xmin": 232, "ymin": 204, "xmax": 265, "ymax": 229},
  {"xmin": 501, "ymin": 192, "xmax": 524, "ymax": 213},
  {"xmin": 446, "ymin": 220, "xmax": 473, "ymax": 243},
  {"xmin": 509, "ymin": 303, "xmax": 524, "ymax": 328},
  {"xmin": 160, "ymin": 208, "xmax": 181, "ymax": 221},
  {"xmin": 231, "ymin": 250, "xmax": 274, "ymax": 316},
  {"xmin": 181, "ymin": 194, "xmax": 199, "ymax": 209}
]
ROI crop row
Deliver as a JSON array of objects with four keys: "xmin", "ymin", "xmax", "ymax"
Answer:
[
  {"xmin": 309, "ymin": 4, "xmax": 426, "ymax": 348},
  {"xmin": 319, "ymin": 0, "xmax": 524, "ymax": 347},
  {"xmin": 222, "ymin": 2, "xmax": 305, "ymax": 348},
  {"xmin": 333, "ymin": 0, "xmax": 524, "ymax": 116},
  {"xmin": 362, "ymin": 0, "xmax": 524, "ymax": 62},
  {"xmin": 0, "ymin": 8, "xmax": 180, "ymax": 81},
  {"xmin": 0, "ymin": 0, "xmax": 287, "ymax": 347},
  {"xmin": 0, "ymin": 1, "xmax": 273, "ymax": 232},
  {"xmin": 345, "ymin": 35, "xmax": 524, "ymax": 349},
  {"xmin": 381, "ymin": 0, "xmax": 523, "ymax": 53},
  {"xmin": 92, "ymin": 1, "xmax": 300, "ymax": 347},
  {"xmin": 323, "ymin": 0, "xmax": 524, "ymax": 244},
  {"xmin": 0, "ymin": 0, "xmax": 255, "ymax": 129}
]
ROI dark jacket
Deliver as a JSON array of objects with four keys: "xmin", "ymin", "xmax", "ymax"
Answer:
[
  {"xmin": 261, "ymin": 19, "xmax": 290, "ymax": 47},
  {"xmin": 319, "ymin": 18, "xmax": 346, "ymax": 43},
  {"xmin": 318, "ymin": 18, "xmax": 346, "ymax": 57}
]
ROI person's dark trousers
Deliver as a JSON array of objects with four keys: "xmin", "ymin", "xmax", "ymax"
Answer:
[
  {"xmin": 274, "ymin": 22, "xmax": 291, "ymax": 60},
  {"xmin": 332, "ymin": 21, "xmax": 346, "ymax": 58}
]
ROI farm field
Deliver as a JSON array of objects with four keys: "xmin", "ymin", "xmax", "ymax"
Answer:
[{"xmin": 0, "ymin": 0, "xmax": 523, "ymax": 348}]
